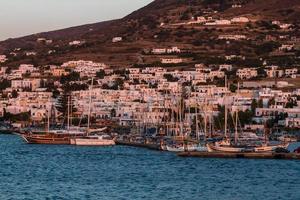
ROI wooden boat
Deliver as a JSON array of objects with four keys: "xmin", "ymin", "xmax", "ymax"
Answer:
[
  {"xmin": 22, "ymin": 133, "xmax": 70, "ymax": 145},
  {"xmin": 21, "ymin": 129, "xmax": 86, "ymax": 145}
]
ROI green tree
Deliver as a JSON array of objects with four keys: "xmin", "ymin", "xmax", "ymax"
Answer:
[
  {"xmin": 268, "ymin": 98, "xmax": 275, "ymax": 107},
  {"xmin": 258, "ymin": 99, "xmax": 264, "ymax": 108},
  {"xmin": 60, "ymin": 71, "xmax": 80, "ymax": 84},
  {"xmin": 163, "ymin": 74, "xmax": 179, "ymax": 82},
  {"xmin": 55, "ymin": 89, "xmax": 77, "ymax": 118},
  {"xmin": 251, "ymin": 99, "xmax": 258, "ymax": 114},
  {"xmin": 229, "ymin": 84, "xmax": 237, "ymax": 93},
  {"xmin": 96, "ymin": 70, "xmax": 105, "ymax": 79},
  {"xmin": 0, "ymin": 79, "xmax": 11, "ymax": 91},
  {"xmin": 11, "ymin": 90, "xmax": 19, "ymax": 98},
  {"xmin": 285, "ymin": 98, "xmax": 297, "ymax": 108}
]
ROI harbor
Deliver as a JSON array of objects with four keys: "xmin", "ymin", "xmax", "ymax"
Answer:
[
  {"xmin": 4, "ymin": 126, "xmax": 300, "ymax": 160},
  {"xmin": 1, "ymin": 133, "xmax": 300, "ymax": 200}
]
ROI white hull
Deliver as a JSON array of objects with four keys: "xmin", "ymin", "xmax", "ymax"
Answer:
[
  {"xmin": 166, "ymin": 144, "xmax": 208, "ymax": 152},
  {"xmin": 70, "ymin": 138, "xmax": 115, "ymax": 146},
  {"xmin": 166, "ymin": 146, "xmax": 185, "ymax": 152},
  {"xmin": 187, "ymin": 145, "xmax": 208, "ymax": 152},
  {"xmin": 207, "ymin": 143, "xmax": 245, "ymax": 153}
]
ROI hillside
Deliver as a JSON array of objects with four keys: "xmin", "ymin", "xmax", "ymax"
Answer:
[{"xmin": 1, "ymin": 0, "xmax": 300, "ymax": 68}]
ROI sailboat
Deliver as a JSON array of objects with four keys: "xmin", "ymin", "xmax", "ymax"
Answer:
[
  {"xmin": 164, "ymin": 93, "xmax": 186, "ymax": 152},
  {"xmin": 21, "ymin": 98, "xmax": 86, "ymax": 144},
  {"xmin": 165, "ymin": 92, "xmax": 207, "ymax": 152},
  {"xmin": 207, "ymin": 81, "xmax": 250, "ymax": 153},
  {"xmin": 254, "ymin": 121, "xmax": 288, "ymax": 152},
  {"xmin": 70, "ymin": 78, "xmax": 115, "ymax": 146}
]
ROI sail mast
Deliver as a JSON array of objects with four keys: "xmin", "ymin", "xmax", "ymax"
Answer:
[
  {"xmin": 224, "ymin": 75, "xmax": 228, "ymax": 139},
  {"xmin": 195, "ymin": 102, "xmax": 199, "ymax": 140},
  {"xmin": 204, "ymin": 98, "xmax": 207, "ymax": 140},
  {"xmin": 87, "ymin": 78, "xmax": 94, "ymax": 133},
  {"xmin": 234, "ymin": 82, "xmax": 240, "ymax": 144},
  {"xmin": 67, "ymin": 96, "xmax": 70, "ymax": 131}
]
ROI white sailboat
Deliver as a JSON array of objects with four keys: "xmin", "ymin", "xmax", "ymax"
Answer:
[
  {"xmin": 70, "ymin": 78, "xmax": 115, "ymax": 146},
  {"xmin": 207, "ymin": 80, "xmax": 248, "ymax": 153}
]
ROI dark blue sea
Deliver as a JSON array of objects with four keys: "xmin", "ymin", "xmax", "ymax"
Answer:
[{"xmin": 0, "ymin": 134, "xmax": 300, "ymax": 200}]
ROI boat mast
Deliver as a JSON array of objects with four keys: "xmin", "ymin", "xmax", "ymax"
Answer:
[
  {"xmin": 224, "ymin": 75, "xmax": 228, "ymax": 139},
  {"xmin": 195, "ymin": 102, "xmax": 199, "ymax": 141},
  {"xmin": 67, "ymin": 96, "xmax": 70, "ymax": 131},
  {"xmin": 234, "ymin": 82, "xmax": 240, "ymax": 144},
  {"xmin": 47, "ymin": 109, "xmax": 50, "ymax": 133},
  {"xmin": 234, "ymin": 110, "xmax": 238, "ymax": 144},
  {"xmin": 179, "ymin": 92, "xmax": 183, "ymax": 137},
  {"xmin": 204, "ymin": 98, "xmax": 207, "ymax": 140},
  {"xmin": 163, "ymin": 91, "xmax": 167, "ymax": 135},
  {"xmin": 87, "ymin": 78, "xmax": 94, "ymax": 133}
]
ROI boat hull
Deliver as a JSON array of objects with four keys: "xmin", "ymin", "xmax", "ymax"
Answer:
[
  {"xmin": 70, "ymin": 138, "xmax": 115, "ymax": 146},
  {"xmin": 22, "ymin": 134, "xmax": 70, "ymax": 145},
  {"xmin": 254, "ymin": 144, "xmax": 289, "ymax": 153},
  {"xmin": 207, "ymin": 143, "xmax": 247, "ymax": 153}
]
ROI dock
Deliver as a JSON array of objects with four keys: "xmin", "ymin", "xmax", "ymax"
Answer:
[
  {"xmin": 116, "ymin": 140, "xmax": 161, "ymax": 151},
  {"xmin": 177, "ymin": 152, "xmax": 300, "ymax": 160}
]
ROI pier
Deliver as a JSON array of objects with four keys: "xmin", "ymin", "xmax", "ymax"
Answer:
[
  {"xmin": 115, "ymin": 140, "xmax": 161, "ymax": 151},
  {"xmin": 177, "ymin": 152, "xmax": 300, "ymax": 160}
]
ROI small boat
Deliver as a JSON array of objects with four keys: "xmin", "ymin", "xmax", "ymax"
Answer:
[
  {"xmin": 165, "ymin": 143, "xmax": 207, "ymax": 152},
  {"xmin": 70, "ymin": 135, "xmax": 115, "ymax": 146},
  {"xmin": 166, "ymin": 145, "xmax": 185, "ymax": 152},
  {"xmin": 186, "ymin": 143, "xmax": 208, "ymax": 152},
  {"xmin": 207, "ymin": 142, "xmax": 249, "ymax": 153},
  {"xmin": 254, "ymin": 143, "xmax": 289, "ymax": 153},
  {"xmin": 278, "ymin": 135, "xmax": 297, "ymax": 143}
]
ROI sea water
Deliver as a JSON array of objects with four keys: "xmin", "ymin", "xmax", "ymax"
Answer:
[{"xmin": 0, "ymin": 134, "xmax": 299, "ymax": 200}]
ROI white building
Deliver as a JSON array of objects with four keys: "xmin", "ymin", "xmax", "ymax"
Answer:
[
  {"xmin": 285, "ymin": 68, "xmax": 298, "ymax": 77},
  {"xmin": 112, "ymin": 37, "xmax": 123, "ymax": 43},
  {"xmin": 265, "ymin": 66, "xmax": 284, "ymax": 78},
  {"xmin": 69, "ymin": 40, "xmax": 85, "ymax": 46},
  {"xmin": 11, "ymin": 79, "xmax": 41, "ymax": 91},
  {"xmin": 236, "ymin": 68, "xmax": 258, "ymax": 80},
  {"xmin": 231, "ymin": 17, "xmax": 249, "ymax": 23},
  {"xmin": 161, "ymin": 58, "xmax": 183, "ymax": 64},
  {"xmin": 0, "ymin": 55, "xmax": 7, "ymax": 63},
  {"xmin": 218, "ymin": 35, "xmax": 247, "ymax": 40},
  {"xmin": 285, "ymin": 118, "xmax": 300, "ymax": 128}
]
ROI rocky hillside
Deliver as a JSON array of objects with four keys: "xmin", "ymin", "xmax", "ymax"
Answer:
[{"xmin": 1, "ymin": 0, "xmax": 300, "ymax": 68}]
